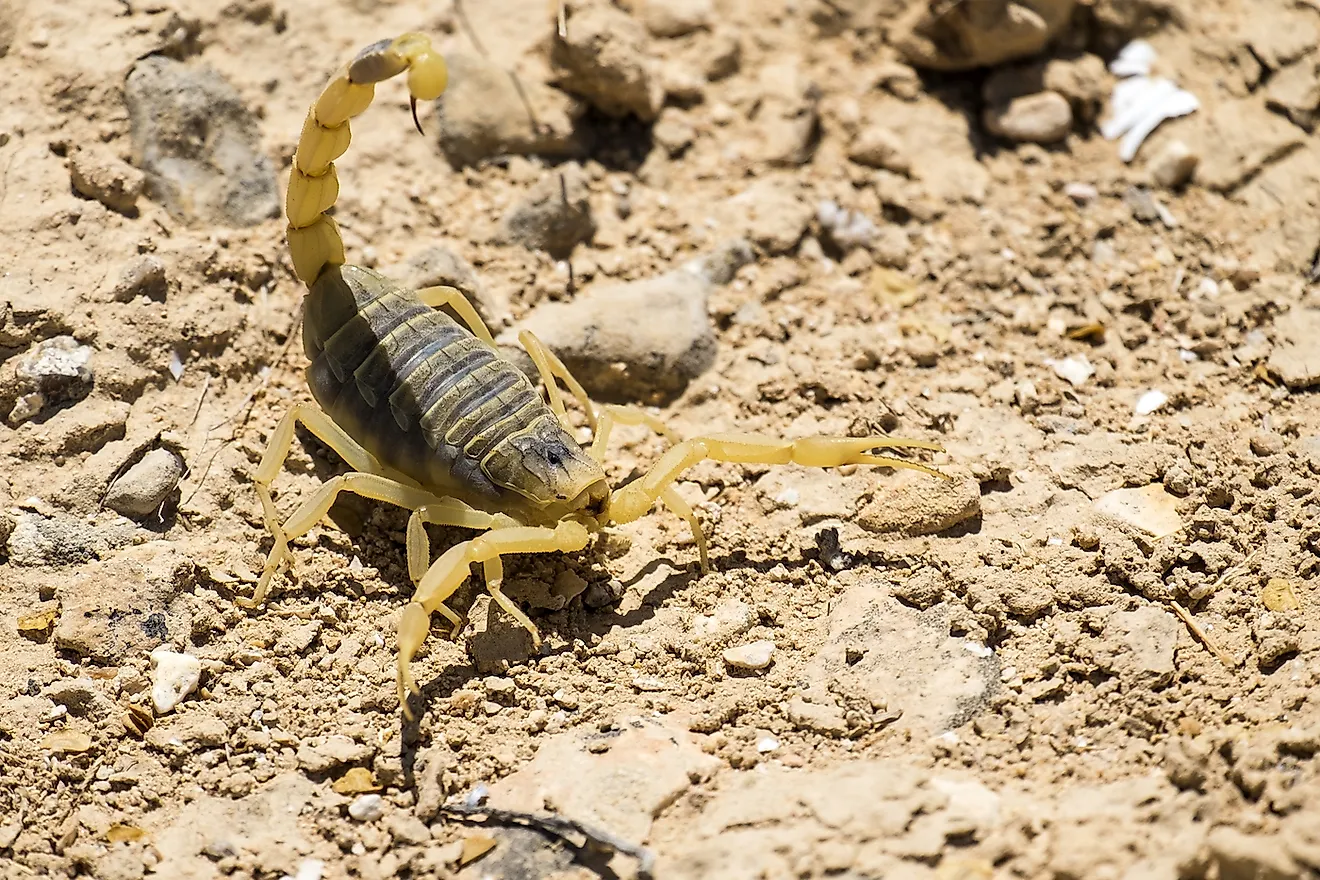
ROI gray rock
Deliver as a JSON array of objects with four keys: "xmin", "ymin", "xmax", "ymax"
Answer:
[
  {"xmin": 983, "ymin": 90, "xmax": 1072, "ymax": 143},
  {"xmin": 516, "ymin": 266, "xmax": 715, "ymax": 404},
  {"xmin": 435, "ymin": 51, "xmax": 585, "ymax": 167},
  {"xmin": 111, "ymin": 255, "xmax": 168, "ymax": 302},
  {"xmin": 7, "ymin": 512, "xmax": 135, "ymax": 567},
  {"xmin": 802, "ymin": 584, "xmax": 998, "ymax": 733},
  {"xmin": 125, "ymin": 56, "xmax": 278, "ymax": 226},
  {"xmin": 69, "ymin": 148, "xmax": 145, "ymax": 214},
  {"xmin": 16, "ymin": 335, "xmax": 93, "ymax": 402},
  {"xmin": 502, "ymin": 164, "xmax": 595, "ymax": 257},
  {"xmin": 551, "ymin": 1, "xmax": 664, "ymax": 121},
  {"xmin": 104, "ymin": 448, "xmax": 185, "ymax": 519}
]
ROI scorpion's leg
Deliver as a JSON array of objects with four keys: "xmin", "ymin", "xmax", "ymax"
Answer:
[
  {"xmin": 416, "ymin": 285, "xmax": 495, "ymax": 344},
  {"xmin": 249, "ymin": 404, "xmax": 418, "ymax": 606},
  {"xmin": 608, "ymin": 433, "xmax": 948, "ymax": 567},
  {"xmin": 405, "ymin": 501, "xmax": 520, "ymax": 634},
  {"xmin": 397, "ymin": 520, "xmax": 591, "ymax": 712},
  {"xmin": 519, "ymin": 330, "xmax": 598, "ymax": 432}
]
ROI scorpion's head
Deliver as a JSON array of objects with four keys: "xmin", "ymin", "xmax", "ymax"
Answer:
[{"xmin": 488, "ymin": 416, "xmax": 610, "ymax": 523}]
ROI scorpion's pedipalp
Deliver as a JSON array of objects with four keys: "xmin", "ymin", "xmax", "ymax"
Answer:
[
  {"xmin": 286, "ymin": 33, "xmax": 448, "ymax": 286},
  {"xmin": 608, "ymin": 432, "xmax": 948, "ymax": 534}
]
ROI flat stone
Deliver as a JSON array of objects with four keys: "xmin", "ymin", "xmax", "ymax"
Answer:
[
  {"xmin": 857, "ymin": 467, "xmax": 980, "ymax": 537},
  {"xmin": 515, "ymin": 267, "xmax": 715, "ymax": 404},
  {"xmin": 488, "ymin": 714, "xmax": 718, "ymax": 842},
  {"xmin": 723, "ymin": 640, "xmax": 775, "ymax": 671},
  {"xmin": 1097, "ymin": 608, "xmax": 1178, "ymax": 687},
  {"xmin": 715, "ymin": 178, "xmax": 813, "ymax": 255},
  {"xmin": 296, "ymin": 735, "xmax": 374, "ymax": 774}
]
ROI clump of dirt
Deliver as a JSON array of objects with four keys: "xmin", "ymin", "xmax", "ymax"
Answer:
[{"xmin": 4, "ymin": 0, "xmax": 1320, "ymax": 878}]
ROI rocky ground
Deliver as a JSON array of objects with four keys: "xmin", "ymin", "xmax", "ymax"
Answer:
[{"xmin": 4, "ymin": 0, "xmax": 1320, "ymax": 878}]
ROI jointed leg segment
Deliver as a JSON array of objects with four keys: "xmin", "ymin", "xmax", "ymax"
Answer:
[{"xmin": 396, "ymin": 519, "xmax": 591, "ymax": 714}]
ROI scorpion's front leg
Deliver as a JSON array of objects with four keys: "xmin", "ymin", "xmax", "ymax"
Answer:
[{"xmin": 397, "ymin": 520, "xmax": 591, "ymax": 716}]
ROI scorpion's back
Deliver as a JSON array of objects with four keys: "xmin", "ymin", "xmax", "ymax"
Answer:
[{"xmin": 302, "ymin": 265, "xmax": 555, "ymax": 507}]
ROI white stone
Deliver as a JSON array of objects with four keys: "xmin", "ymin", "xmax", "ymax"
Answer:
[
  {"xmin": 348, "ymin": 794, "xmax": 384, "ymax": 821},
  {"xmin": 149, "ymin": 648, "xmax": 202, "ymax": 714},
  {"xmin": 722, "ymin": 640, "xmax": 775, "ymax": 671},
  {"xmin": 1134, "ymin": 389, "xmax": 1168, "ymax": 416},
  {"xmin": 1047, "ymin": 355, "xmax": 1094, "ymax": 387}
]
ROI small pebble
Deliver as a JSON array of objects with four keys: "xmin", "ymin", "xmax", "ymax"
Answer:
[
  {"xmin": 1047, "ymin": 355, "xmax": 1095, "ymax": 387},
  {"xmin": 149, "ymin": 647, "xmax": 202, "ymax": 713},
  {"xmin": 723, "ymin": 640, "xmax": 775, "ymax": 671},
  {"xmin": 983, "ymin": 90, "xmax": 1072, "ymax": 144},
  {"xmin": 1134, "ymin": 389, "xmax": 1168, "ymax": 416},
  {"xmin": 1063, "ymin": 182, "xmax": 1098, "ymax": 205},
  {"xmin": 756, "ymin": 736, "xmax": 780, "ymax": 753},
  {"xmin": 1147, "ymin": 139, "xmax": 1198, "ymax": 188},
  {"xmin": 112, "ymin": 255, "xmax": 168, "ymax": 302},
  {"xmin": 105, "ymin": 448, "xmax": 185, "ymax": 519},
  {"xmin": 69, "ymin": 148, "xmax": 145, "ymax": 214},
  {"xmin": 348, "ymin": 794, "xmax": 384, "ymax": 822}
]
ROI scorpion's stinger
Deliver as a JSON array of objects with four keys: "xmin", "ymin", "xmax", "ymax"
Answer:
[{"xmin": 286, "ymin": 33, "xmax": 448, "ymax": 286}]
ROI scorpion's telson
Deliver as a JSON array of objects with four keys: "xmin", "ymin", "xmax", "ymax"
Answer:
[
  {"xmin": 251, "ymin": 34, "xmax": 948, "ymax": 719},
  {"xmin": 286, "ymin": 34, "xmax": 448, "ymax": 286}
]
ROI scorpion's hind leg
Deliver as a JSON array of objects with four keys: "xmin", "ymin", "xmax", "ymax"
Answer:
[
  {"xmin": 396, "ymin": 520, "xmax": 591, "ymax": 716},
  {"xmin": 248, "ymin": 404, "xmax": 415, "ymax": 607},
  {"xmin": 417, "ymin": 285, "xmax": 495, "ymax": 344}
]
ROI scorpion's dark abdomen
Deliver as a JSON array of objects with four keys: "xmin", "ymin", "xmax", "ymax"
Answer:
[{"xmin": 302, "ymin": 266, "xmax": 547, "ymax": 501}]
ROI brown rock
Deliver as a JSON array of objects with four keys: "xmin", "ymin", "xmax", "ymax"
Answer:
[{"xmin": 69, "ymin": 149, "xmax": 145, "ymax": 214}]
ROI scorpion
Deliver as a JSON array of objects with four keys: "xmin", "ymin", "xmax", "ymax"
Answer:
[{"xmin": 248, "ymin": 32, "xmax": 947, "ymax": 717}]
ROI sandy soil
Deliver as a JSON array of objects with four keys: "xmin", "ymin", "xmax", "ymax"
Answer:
[{"xmin": 4, "ymin": 1, "xmax": 1320, "ymax": 878}]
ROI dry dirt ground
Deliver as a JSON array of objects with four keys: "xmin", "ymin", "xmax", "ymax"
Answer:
[{"xmin": 5, "ymin": 0, "xmax": 1320, "ymax": 878}]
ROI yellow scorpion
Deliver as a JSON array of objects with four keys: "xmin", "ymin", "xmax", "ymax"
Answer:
[{"xmin": 250, "ymin": 33, "xmax": 946, "ymax": 717}]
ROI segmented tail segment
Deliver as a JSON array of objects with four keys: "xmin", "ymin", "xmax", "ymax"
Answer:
[{"xmin": 286, "ymin": 34, "xmax": 448, "ymax": 286}]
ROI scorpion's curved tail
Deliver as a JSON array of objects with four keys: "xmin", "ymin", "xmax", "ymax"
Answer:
[{"xmin": 286, "ymin": 34, "xmax": 448, "ymax": 286}]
